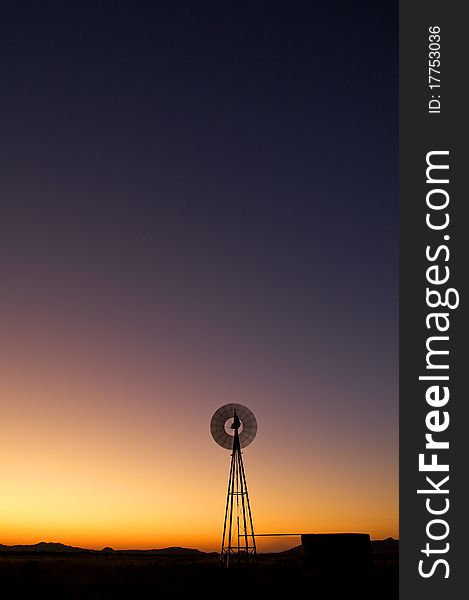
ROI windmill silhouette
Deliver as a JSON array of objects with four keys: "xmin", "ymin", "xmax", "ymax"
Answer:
[{"xmin": 210, "ymin": 403, "xmax": 257, "ymax": 567}]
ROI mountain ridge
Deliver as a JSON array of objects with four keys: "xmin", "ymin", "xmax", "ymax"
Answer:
[
  {"xmin": 0, "ymin": 538, "xmax": 398, "ymax": 555},
  {"xmin": 0, "ymin": 542, "xmax": 208, "ymax": 555}
]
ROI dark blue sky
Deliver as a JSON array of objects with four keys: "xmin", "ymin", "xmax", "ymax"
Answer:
[{"xmin": 1, "ymin": 0, "xmax": 398, "ymax": 409}]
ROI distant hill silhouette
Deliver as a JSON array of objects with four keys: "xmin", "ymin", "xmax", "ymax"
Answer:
[
  {"xmin": 0, "ymin": 542, "xmax": 209, "ymax": 555},
  {"xmin": 0, "ymin": 542, "xmax": 85, "ymax": 553},
  {"xmin": 102, "ymin": 546, "xmax": 207, "ymax": 556},
  {"xmin": 0, "ymin": 538, "xmax": 398, "ymax": 556}
]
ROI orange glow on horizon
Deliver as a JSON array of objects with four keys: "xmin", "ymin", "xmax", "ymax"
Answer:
[{"xmin": 1, "ymin": 312, "xmax": 398, "ymax": 554}]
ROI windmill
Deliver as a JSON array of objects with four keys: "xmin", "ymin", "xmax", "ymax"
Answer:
[{"xmin": 210, "ymin": 403, "xmax": 257, "ymax": 567}]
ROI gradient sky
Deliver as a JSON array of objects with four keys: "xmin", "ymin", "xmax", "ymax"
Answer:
[{"xmin": 1, "ymin": 1, "xmax": 397, "ymax": 552}]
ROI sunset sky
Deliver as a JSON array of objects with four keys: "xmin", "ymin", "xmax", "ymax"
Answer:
[{"xmin": 1, "ymin": 1, "xmax": 397, "ymax": 552}]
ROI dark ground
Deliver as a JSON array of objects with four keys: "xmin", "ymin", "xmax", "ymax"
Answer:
[{"xmin": 1, "ymin": 549, "xmax": 397, "ymax": 599}]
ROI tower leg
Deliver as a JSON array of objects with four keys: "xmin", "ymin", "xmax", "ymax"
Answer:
[{"xmin": 221, "ymin": 447, "xmax": 236, "ymax": 567}]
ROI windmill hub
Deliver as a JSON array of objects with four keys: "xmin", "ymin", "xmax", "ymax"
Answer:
[
  {"xmin": 224, "ymin": 417, "xmax": 243, "ymax": 437},
  {"xmin": 231, "ymin": 412, "xmax": 241, "ymax": 430}
]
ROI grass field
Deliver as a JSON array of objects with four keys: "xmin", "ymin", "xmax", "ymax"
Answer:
[{"xmin": 1, "ymin": 549, "xmax": 397, "ymax": 599}]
